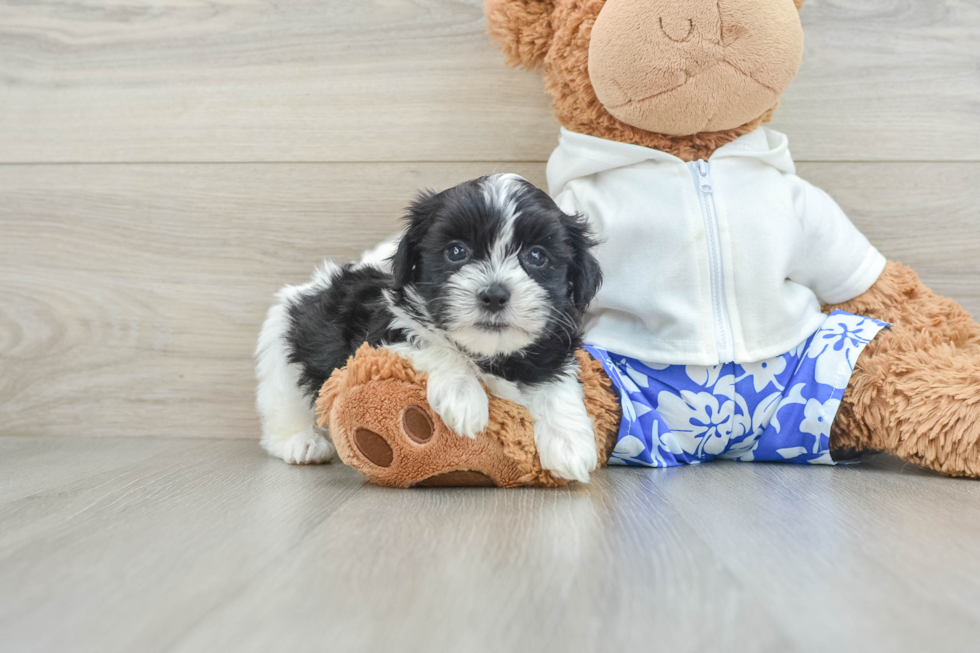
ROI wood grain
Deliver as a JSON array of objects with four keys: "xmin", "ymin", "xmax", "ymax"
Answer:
[
  {"xmin": 1, "ymin": 437, "xmax": 979, "ymax": 653},
  {"xmin": 0, "ymin": 162, "xmax": 548, "ymax": 440},
  {"xmin": 797, "ymin": 162, "xmax": 980, "ymax": 306},
  {"xmin": 0, "ymin": 438, "xmax": 367, "ymax": 653},
  {"xmin": 1, "ymin": 162, "xmax": 977, "ymax": 440},
  {"xmin": 0, "ymin": 0, "xmax": 977, "ymax": 163},
  {"xmin": 771, "ymin": 0, "xmax": 980, "ymax": 161},
  {"xmin": 2, "ymin": 3, "xmax": 978, "ymax": 649},
  {"xmin": 648, "ymin": 458, "xmax": 980, "ymax": 651}
]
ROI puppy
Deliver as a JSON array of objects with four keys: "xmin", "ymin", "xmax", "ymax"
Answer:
[{"xmin": 254, "ymin": 174, "xmax": 603, "ymax": 482}]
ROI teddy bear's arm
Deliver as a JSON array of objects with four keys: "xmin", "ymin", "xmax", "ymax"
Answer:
[
  {"xmin": 788, "ymin": 178, "xmax": 887, "ymax": 306},
  {"xmin": 318, "ymin": 345, "xmax": 620, "ymax": 488}
]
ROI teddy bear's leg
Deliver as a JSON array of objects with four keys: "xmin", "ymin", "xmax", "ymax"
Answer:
[{"xmin": 830, "ymin": 262, "xmax": 980, "ymax": 476}]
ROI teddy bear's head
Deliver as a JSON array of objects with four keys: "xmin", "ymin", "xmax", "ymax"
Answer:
[{"xmin": 486, "ymin": 0, "xmax": 805, "ymax": 160}]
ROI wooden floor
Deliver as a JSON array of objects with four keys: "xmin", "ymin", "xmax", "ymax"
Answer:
[
  {"xmin": 2, "ymin": 437, "xmax": 979, "ymax": 653},
  {"xmin": 2, "ymin": 2, "xmax": 980, "ymax": 651}
]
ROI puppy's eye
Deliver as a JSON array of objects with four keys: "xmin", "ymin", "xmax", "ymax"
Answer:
[
  {"xmin": 445, "ymin": 242, "xmax": 470, "ymax": 263},
  {"xmin": 525, "ymin": 246, "xmax": 548, "ymax": 268}
]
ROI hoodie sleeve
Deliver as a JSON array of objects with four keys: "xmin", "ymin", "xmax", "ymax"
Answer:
[{"xmin": 787, "ymin": 177, "xmax": 887, "ymax": 305}]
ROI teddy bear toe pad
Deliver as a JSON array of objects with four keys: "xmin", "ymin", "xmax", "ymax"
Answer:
[
  {"xmin": 402, "ymin": 406, "xmax": 433, "ymax": 444},
  {"xmin": 352, "ymin": 427, "xmax": 394, "ymax": 468}
]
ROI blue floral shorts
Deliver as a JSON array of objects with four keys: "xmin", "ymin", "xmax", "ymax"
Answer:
[{"xmin": 586, "ymin": 310, "xmax": 890, "ymax": 468}]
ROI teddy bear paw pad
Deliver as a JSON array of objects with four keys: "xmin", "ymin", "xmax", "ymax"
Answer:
[
  {"xmin": 353, "ymin": 428, "xmax": 394, "ymax": 467},
  {"xmin": 413, "ymin": 470, "xmax": 497, "ymax": 487},
  {"xmin": 402, "ymin": 405, "xmax": 433, "ymax": 443}
]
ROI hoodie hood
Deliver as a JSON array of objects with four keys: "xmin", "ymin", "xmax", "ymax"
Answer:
[{"xmin": 547, "ymin": 127, "xmax": 796, "ymax": 197}]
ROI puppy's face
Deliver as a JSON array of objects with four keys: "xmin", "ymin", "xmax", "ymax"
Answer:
[{"xmin": 391, "ymin": 174, "xmax": 602, "ymax": 358}]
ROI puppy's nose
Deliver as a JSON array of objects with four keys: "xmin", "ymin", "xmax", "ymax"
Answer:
[{"xmin": 478, "ymin": 284, "xmax": 510, "ymax": 313}]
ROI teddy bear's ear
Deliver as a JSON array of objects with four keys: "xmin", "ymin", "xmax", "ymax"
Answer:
[
  {"xmin": 794, "ymin": 0, "xmax": 806, "ymax": 9},
  {"xmin": 485, "ymin": 0, "xmax": 555, "ymax": 70}
]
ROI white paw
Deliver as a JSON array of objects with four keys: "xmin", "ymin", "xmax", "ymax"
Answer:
[
  {"xmin": 535, "ymin": 423, "xmax": 598, "ymax": 484},
  {"xmin": 281, "ymin": 430, "xmax": 336, "ymax": 465},
  {"xmin": 427, "ymin": 375, "xmax": 489, "ymax": 439}
]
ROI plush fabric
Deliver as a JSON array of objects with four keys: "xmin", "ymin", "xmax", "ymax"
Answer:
[
  {"xmin": 828, "ymin": 262, "xmax": 980, "ymax": 477},
  {"xmin": 587, "ymin": 0, "xmax": 804, "ymax": 135},
  {"xmin": 317, "ymin": 346, "xmax": 621, "ymax": 488},
  {"xmin": 486, "ymin": 0, "xmax": 807, "ymax": 161}
]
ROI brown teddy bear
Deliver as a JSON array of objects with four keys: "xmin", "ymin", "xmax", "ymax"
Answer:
[{"xmin": 317, "ymin": 0, "xmax": 980, "ymax": 487}]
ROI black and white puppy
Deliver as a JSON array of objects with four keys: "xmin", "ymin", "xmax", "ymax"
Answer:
[{"xmin": 254, "ymin": 174, "xmax": 603, "ymax": 482}]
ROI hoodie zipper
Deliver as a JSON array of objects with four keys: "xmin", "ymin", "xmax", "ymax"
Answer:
[{"xmin": 689, "ymin": 160, "xmax": 736, "ymax": 363}]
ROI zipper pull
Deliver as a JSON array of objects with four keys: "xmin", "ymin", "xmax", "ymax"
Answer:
[{"xmin": 697, "ymin": 160, "xmax": 713, "ymax": 194}]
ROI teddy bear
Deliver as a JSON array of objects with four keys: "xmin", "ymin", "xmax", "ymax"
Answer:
[{"xmin": 315, "ymin": 0, "xmax": 980, "ymax": 487}]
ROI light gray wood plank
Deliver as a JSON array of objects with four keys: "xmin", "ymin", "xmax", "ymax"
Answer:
[
  {"xmin": 644, "ymin": 457, "xmax": 980, "ymax": 651},
  {"xmin": 0, "ymin": 0, "xmax": 977, "ymax": 163},
  {"xmin": 0, "ymin": 0, "xmax": 556, "ymax": 164},
  {"xmin": 167, "ymin": 469, "xmax": 792, "ymax": 653},
  {"xmin": 3, "ymin": 438, "xmax": 979, "ymax": 653},
  {"xmin": 770, "ymin": 0, "xmax": 980, "ymax": 161},
  {"xmin": 0, "ymin": 436, "xmax": 180, "ymax": 505},
  {"xmin": 0, "ymin": 437, "xmax": 788, "ymax": 653},
  {"xmin": 1, "ymin": 162, "xmax": 977, "ymax": 440},
  {"xmin": 161, "ymin": 456, "xmax": 980, "ymax": 653},
  {"xmin": 0, "ymin": 437, "xmax": 367, "ymax": 653}
]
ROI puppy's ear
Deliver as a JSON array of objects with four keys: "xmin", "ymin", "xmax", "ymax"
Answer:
[
  {"xmin": 485, "ymin": 0, "xmax": 555, "ymax": 70},
  {"xmin": 390, "ymin": 190, "xmax": 437, "ymax": 290},
  {"xmin": 564, "ymin": 213, "xmax": 603, "ymax": 312}
]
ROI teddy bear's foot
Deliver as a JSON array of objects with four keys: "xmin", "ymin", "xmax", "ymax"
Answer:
[
  {"xmin": 316, "ymin": 345, "xmax": 621, "ymax": 488},
  {"xmin": 332, "ymin": 389, "xmax": 521, "ymax": 488},
  {"xmin": 835, "ymin": 339, "xmax": 980, "ymax": 477},
  {"xmin": 831, "ymin": 262, "xmax": 980, "ymax": 477}
]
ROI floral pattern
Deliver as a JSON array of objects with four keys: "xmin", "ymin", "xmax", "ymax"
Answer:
[{"xmin": 590, "ymin": 311, "xmax": 889, "ymax": 468}]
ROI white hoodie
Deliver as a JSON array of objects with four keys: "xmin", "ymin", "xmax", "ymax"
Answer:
[{"xmin": 547, "ymin": 127, "xmax": 886, "ymax": 366}]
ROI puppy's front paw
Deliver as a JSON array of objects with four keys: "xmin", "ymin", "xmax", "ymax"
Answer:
[
  {"xmin": 281, "ymin": 429, "xmax": 336, "ymax": 465},
  {"xmin": 427, "ymin": 375, "xmax": 489, "ymax": 439},
  {"xmin": 536, "ymin": 423, "xmax": 598, "ymax": 484}
]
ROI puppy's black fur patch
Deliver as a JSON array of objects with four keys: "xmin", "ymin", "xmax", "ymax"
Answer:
[
  {"xmin": 285, "ymin": 175, "xmax": 602, "ymax": 402},
  {"xmin": 285, "ymin": 266, "xmax": 402, "ymax": 399}
]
